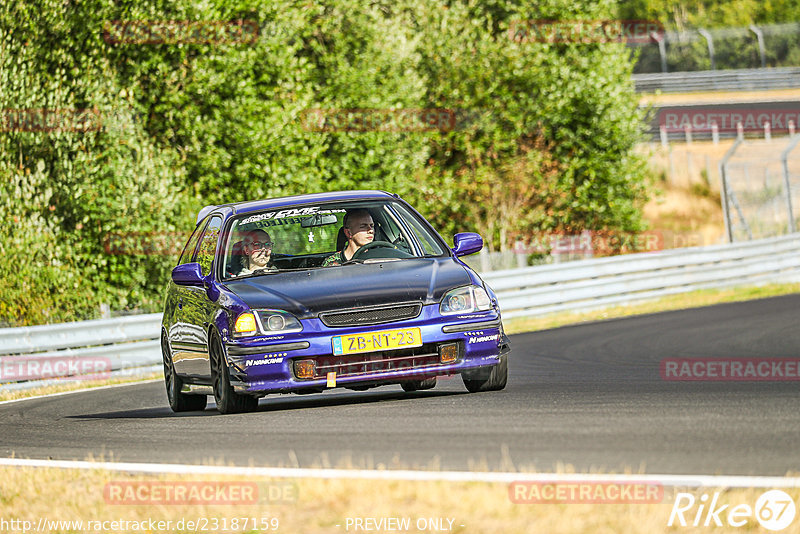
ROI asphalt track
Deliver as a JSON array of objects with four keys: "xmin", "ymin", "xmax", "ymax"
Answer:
[{"xmin": 2, "ymin": 294, "xmax": 799, "ymax": 475}]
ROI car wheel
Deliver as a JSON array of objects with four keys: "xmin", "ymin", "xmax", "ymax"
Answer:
[
  {"xmin": 210, "ymin": 332, "xmax": 258, "ymax": 414},
  {"xmin": 162, "ymin": 332, "xmax": 207, "ymax": 412},
  {"xmin": 400, "ymin": 377, "xmax": 437, "ymax": 392},
  {"xmin": 462, "ymin": 353, "xmax": 508, "ymax": 393}
]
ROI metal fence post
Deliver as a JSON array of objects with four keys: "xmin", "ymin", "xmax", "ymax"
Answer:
[
  {"xmin": 651, "ymin": 31, "xmax": 668, "ymax": 73},
  {"xmin": 781, "ymin": 135, "xmax": 800, "ymax": 233},
  {"xmin": 719, "ymin": 139, "xmax": 743, "ymax": 242},
  {"xmin": 749, "ymin": 25, "xmax": 767, "ymax": 68},
  {"xmin": 698, "ymin": 29, "xmax": 716, "ymax": 71}
]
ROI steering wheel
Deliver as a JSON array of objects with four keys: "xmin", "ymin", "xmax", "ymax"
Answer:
[{"xmin": 351, "ymin": 240, "xmax": 401, "ymax": 260}]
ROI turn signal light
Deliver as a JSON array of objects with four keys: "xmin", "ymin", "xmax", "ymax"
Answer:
[
  {"xmin": 294, "ymin": 359, "xmax": 316, "ymax": 379},
  {"xmin": 234, "ymin": 312, "xmax": 258, "ymax": 335},
  {"xmin": 439, "ymin": 343, "xmax": 459, "ymax": 363}
]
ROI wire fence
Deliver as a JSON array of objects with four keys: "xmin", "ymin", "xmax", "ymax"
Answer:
[
  {"xmin": 720, "ymin": 136, "xmax": 800, "ymax": 241},
  {"xmin": 631, "ymin": 22, "xmax": 800, "ymax": 74}
]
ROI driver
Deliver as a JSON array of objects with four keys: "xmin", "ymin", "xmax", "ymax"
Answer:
[
  {"xmin": 239, "ymin": 229, "xmax": 277, "ymax": 275},
  {"xmin": 321, "ymin": 209, "xmax": 374, "ymax": 266}
]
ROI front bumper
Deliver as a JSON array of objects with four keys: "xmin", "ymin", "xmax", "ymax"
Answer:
[{"xmin": 222, "ymin": 305, "xmax": 507, "ymax": 394}]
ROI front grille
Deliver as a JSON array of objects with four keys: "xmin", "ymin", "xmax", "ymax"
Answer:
[
  {"xmin": 305, "ymin": 343, "xmax": 455, "ymax": 379},
  {"xmin": 319, "ymin": 302, "xmax": 422, "ymax": 327}
]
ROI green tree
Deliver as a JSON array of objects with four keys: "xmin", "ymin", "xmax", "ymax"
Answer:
[
  {"xmin": 0, "ymin": 0, "xmax": 190, "ymax": 323},
  {"xmin": 0, "ymin": 0, "xmax": 652, "ymax": 325},
  {"xmin": 405, "ymin": 0, "xmax": 649, "ymax": 251}
]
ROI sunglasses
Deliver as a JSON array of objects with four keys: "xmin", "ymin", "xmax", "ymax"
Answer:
[{"xmin": 247, "ymin": 240, "xmax": 273, "ymax": 250}]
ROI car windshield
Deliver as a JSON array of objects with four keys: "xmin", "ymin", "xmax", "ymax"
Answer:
[{"xmin": 222, "ymin": 200, "xmax": 447, "ymax": 278}]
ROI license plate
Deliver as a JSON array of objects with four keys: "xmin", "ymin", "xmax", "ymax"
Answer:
[{"xmin": 332, "ymin": 327, "xmax": 422, "ymax": 356}]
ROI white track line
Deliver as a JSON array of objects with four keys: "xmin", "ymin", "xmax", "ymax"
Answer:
[
  {"xmin": 0, "ymin": 379, "xmax": 161, "ymax": 406},
  {"xmin": 0, "ymin": 458, "xmax": 798, "ymax": 488}
]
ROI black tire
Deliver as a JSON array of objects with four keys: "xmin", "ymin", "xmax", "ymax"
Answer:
[
  {"xmin": 210, "ymin": 333, "xmax": 258, "ymax": 414},
  {"xmin": 162, "ymin": 332, "xmax": 207, "ymax": 412},
  {"xmin": 401, "ymin": 377, "xmax": 437, "ymax": 392},
  {"xmin": 462, "ymin": 353, "xmax": 508, "ymax": 393}
]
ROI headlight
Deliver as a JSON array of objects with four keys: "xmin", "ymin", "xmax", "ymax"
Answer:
[
  {"xmin": 233, "ymin": 310, "xmax": 303, "ymax": 337},
  {"xmin": 255, "ymin": 310, "xmax": 303, "ymax": 334},
  {"xmin": 440, "ymin": 285, "xmax": 493, "ymax": 315}
]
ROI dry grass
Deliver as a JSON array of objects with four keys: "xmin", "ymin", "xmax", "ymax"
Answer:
[
  {"xmin": 638, "ymin": 139, "xmax": 728, "ymax": 250},
  {"xmin": 0, "ymin": 372, "xmax": 162, "ymax": 403},
  {"xmin": 640, "ymin": 140, "xmax": 731, "ymax": 191},
  {"xmin": 1, "ymin": 464, "xmax": 799, "ymax": 533},
  {"xmin": 504, "ymin": 282, "xmax": 800, "ymax": 335},
  {"xmin": 640, "ymin": 88, "xmax": 800, "ymax": 106},
  {"xmin": 642, "ymin": 180, "xmax": 725, "ymax": 248}
]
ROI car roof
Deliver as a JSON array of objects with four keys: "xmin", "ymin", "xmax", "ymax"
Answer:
[{"xmin": 199, "ymin": 190, "xmax": 399, "ymax": 223}]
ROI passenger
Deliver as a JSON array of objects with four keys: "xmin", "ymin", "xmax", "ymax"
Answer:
[
  {"xmin": 239, "ymin": 229, "xmax": 277, "ymax": 275},
  {"xmin": 321, "ymin": 209, "xmax": 374, "ymax": 266}
]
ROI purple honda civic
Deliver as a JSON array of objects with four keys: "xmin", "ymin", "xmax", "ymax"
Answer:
[{"xmin": 161, "ymin": 190, "xmax": 510, "ymax": 414}]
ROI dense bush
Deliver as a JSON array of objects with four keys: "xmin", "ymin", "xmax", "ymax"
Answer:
[
  {"xmin": 403, "ymin": 0, "xmax": 648, "ymax": 249},
  {"xmin": 0, "ymin": 0, "xmax": 649, "ymax": 325}
]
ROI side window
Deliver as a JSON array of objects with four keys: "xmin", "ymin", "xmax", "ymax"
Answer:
[
  {"xmin": 178, "ymin": 219, "xmax": 208, "ymax": 265},
  {"xmin": 378, "ymin": 207, "xmax": 402, "ymax": 241},
  {"xmin": 393, "ymin": 204, "xmax": 446, "ymax": 255},
  {"xmin": 196, "ymin": 216, "xmax": 223, "ymax": 277}
]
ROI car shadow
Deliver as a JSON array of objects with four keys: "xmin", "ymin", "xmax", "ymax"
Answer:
[{"xmin": 66, "ymin": 388, "xmax": 468, "ymax": 419}]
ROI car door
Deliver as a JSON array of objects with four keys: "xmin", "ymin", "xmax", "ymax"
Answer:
[
  {"xmin": 168, "ymin": 217, "xmax": 207, "ymax": 372},
  {"xmin": 173, "ymin": 215, "xmax": 223, "ymax": 378}
]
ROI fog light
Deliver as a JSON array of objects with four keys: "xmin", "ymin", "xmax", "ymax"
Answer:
[
  {"xmin": 294, "ymin": 359, "xmax": 316, "ymax": 379},
  {"xmin": 439, "ymin": 343, "xmax": 458, "ymax": 363}
]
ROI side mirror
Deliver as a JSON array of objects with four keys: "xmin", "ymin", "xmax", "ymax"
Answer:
[
  {"xmin": 172, "ymin": 263, "xmax": 205, "ymax": 286},
  {"xmin": 452, "ymin": 232, "xmax": 483, "ymax": 257}
]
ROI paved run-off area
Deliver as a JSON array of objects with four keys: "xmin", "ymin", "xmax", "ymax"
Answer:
[{"xmin": 1, "ymin": 294, "xmax": 799, "ymax": 475}]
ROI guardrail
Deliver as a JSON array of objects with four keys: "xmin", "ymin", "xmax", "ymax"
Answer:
[
  {"xmin": 3, "ymin": 234, "xmax": 800, "ymax": 390},
  {"xmin": 482, "ymin": 233, "xmax": 800, "ymax": 319},
  {"xmin": 633, "ymin": 67, "xmax": 800, "ymax": 93},
  {"xmin": 0, "ymin": 314, "xmax": 162, "ymax": 391}
]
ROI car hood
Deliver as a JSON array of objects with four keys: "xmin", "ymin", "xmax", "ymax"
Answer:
[{"xmin": 222, "ymin": 258, "xmax": 471, "ymax": 317}]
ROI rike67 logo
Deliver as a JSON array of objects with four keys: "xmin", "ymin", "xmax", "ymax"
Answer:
[{"xmin": 669, "ymin": 490, "xmax": 796, "ymax": 531}]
